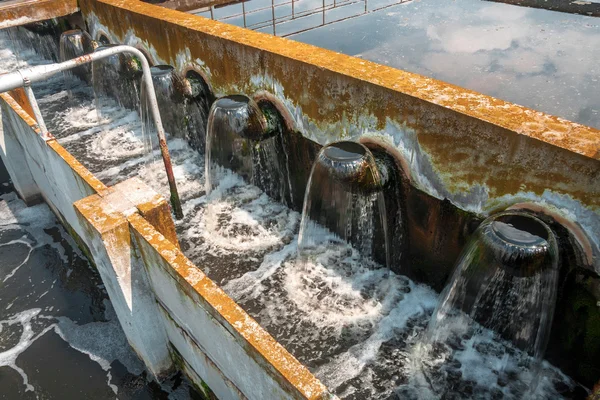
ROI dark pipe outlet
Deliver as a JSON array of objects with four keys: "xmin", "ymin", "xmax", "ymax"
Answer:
[
  {"xmin": 92, "ymin": 44, "xmax": 143, "ymax": 113},
  {"xmin": 184, "ymin": 70, "xmax": 214, "ymax": 154},
  {"xmin": 59, "ymin": 29, "xmax": 95, "ymax": 83}
]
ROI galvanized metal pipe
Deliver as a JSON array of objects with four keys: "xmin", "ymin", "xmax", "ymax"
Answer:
[{"xmin": 0, "ymin": 45, "xmax": 184, "ymax": 219}]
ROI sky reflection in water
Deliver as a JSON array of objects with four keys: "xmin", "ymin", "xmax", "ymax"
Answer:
[
  {"xmin": 289, "ymin": 0, "xmax": 600, "ymax": 128},
  {"xmin": 198, "ymin": 0, "xmax": 600, "ymax": 129}
]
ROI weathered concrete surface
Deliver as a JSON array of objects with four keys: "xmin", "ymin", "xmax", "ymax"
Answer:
[
  {"xmin": 109, "ymin": 177, "xmax": 181, "ymax": 249},
  {"xmin": 143, "ymin": 0, "xmax": 240, "ymax": 13},
  {"xmin": 0, "ymin": 0, "xmax": 78, "ymax": 29},
  {"xmin": 129, "ymin": 212, "xmax": 333, "ymax": 399},
  {"xmin": 0, "ymin": 96, "xmax": 42, "ymax": 204},
  {"xmin": 0, "ymin": 92, "xmax": 104, "ymax": 243},
  {"xmin": 74, "ymin": 190, "xmax": 173, "ymax": 378},
  {"xmin": 80, "ymin": 0, "xmax": 600, "ymax": 275}
]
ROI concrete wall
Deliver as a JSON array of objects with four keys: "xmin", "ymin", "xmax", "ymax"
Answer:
[
  {"xmin": 0, "ymin": 92, "xmax": 105, "ymax": 234},
  {"xmin": 74, "ymin": 1, "xmax": 600, "ymax": 384},
  {"xmin": 0, "ymin": 0, "xmax": 78, "ymax": 29},
  {"xmin": 79, "ymin": 0, "xmax": 600, "ymax": 276},
  {"xmin": 0, "ymin": 90, "xmax": 333, "ymax": 398}
]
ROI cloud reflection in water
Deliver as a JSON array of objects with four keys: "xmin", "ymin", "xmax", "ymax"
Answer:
[{"xmin": 291, "ymin": 0, "xmax": 600, "ymax": 129}]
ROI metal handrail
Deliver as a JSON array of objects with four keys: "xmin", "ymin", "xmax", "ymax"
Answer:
[
  {"xmin": 196, "ymin": 0, "xmax": 409, "ymax": 37},
  {"xmin": 0, "ymin": 45, "xmax": 184, "ymax": 219}
]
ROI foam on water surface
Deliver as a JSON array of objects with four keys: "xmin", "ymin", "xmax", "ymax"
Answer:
[
  {"xmin": 0, "ymin": 191, "xmax": 146, "ymax": 395},
  {"xmin": 0, "ymin": 27, "xmax": 587, "ymax": 399}
]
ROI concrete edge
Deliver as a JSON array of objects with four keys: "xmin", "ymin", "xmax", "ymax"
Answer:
[
  {"xmin": 0, "ymin": 92, "xmax": 107, "ymax": 192},
  {"xmin": 91, "ymin": 0, "xmax": 599, "ymax": 159},
  {"xmin": 127, "ymin": 212, "xmax": 333, "ymax": 400},
  {"xmin": 0, "ymin": 0, "xmax": 79, "ymax": 29}
]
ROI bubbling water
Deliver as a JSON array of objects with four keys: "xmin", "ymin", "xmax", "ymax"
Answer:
[{"xmin": 422, "ymin": 211, "xmax": 560, "ymax": 397}]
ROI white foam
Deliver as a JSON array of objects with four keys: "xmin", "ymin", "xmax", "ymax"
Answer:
[
  {"xmin": 0, "ymin": 308, "xmax": 54, "ymax": 392},
  {"xmin": 1, "ymin": 237, "xmax": 34, "ymax": 282},
  {"xmin": 0, "ymin": 193, "xmax": 71, "ymax": 266},
  {"xmin": 0, "ymin": 191, "xmax": 144, "ymax": 395},
  {"xmin": 54, "ymin": 299, "xmax": 145, "ymax": 393}
]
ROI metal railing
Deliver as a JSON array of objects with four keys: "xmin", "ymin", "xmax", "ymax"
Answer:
[
  {"xmin": 0, "ymin": 45, "xmax": 184, "ymax": 219},
  {"xmin": 193, "ymin": 0, "xmax": 410, "ymax": 37}
]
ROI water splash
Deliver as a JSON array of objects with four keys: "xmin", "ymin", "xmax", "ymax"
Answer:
[
  {"xmin": 91, "ymin": 43, "xmax": 142, "ymax": 121},
  {"xmin": 59, "ymin": 29, "xmax": 95, "ymax": 94},
  {"xmin": 298, "ymin": 141, "xmax": 390, "ymax": 268},
  {"xmin": 422, "ymin": 211, "xmax": 560, "ymax": 397}
]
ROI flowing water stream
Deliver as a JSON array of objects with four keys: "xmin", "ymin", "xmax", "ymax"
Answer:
[{"xmin": 0, "ymin": 28, "xmax": 589, "ymax": 399}]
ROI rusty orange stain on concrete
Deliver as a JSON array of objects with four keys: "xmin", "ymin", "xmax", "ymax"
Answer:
[
  {"xmin": 75, "ymin": 193, "xmax": 127, "ymax": 234},
  {"xmin": 111, "ymin": 177, "xmax": 181, "ymax": 249},
  {"xmin": 7, "ymin": 88, "xmax": 35, "ymax": 118},
  {"xmin": 1, "ymin": 92, "xmax": 107, "ymax": 193},
  {"xmin": 128, "ymin": 212, "xmax": 331, "ymax": 400},
  {"xmin": 78, "ymin": 0, "xmax": 600, "ymax": 211},
  {"xmin": 0, "ymin": 0, "xmax": 78, "ymax": 28},
  {"xmin": 81, "ymin": 0, "xmax": 600, "ymax": 160},
  {"xmin": 1, "ymin": 92, "xmax": 39, "ymax": 131}
]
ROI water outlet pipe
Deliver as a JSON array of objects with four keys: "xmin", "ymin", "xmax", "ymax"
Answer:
[{"xmin": 0, "ymin": 45, "xmax": 184, "ymax": 219}]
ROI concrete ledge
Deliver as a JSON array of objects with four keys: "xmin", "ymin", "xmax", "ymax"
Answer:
[
  {"xmin": 0, "ymin": 0, "xmax": 79, "ymax": 29},
  {"xmin": 80, "ymin": 0, "xmax": 600, "ymax": 159},
  {"xmin": 143, "ymin": 0, "xmax": 240, "ymax": 13},
  {"xmin": 74, "ymin": 191, "xmax": 174, "ymax": 377},
  {"xmin": 80, "ymin": 0, "xmax": 600, "ymax": 253},
  {"xmin": 485, "ymin": 0, "xmax": 600, "ymax": 17},
  {"xmin": 129, "ymin": 212, "xmax": 333, "ymax": 399}
]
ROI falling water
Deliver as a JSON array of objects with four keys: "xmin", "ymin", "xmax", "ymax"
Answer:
[
  {"xmin": 184, "ymin": 71, "xmax": 213, "ymax": 154},
  {"xmin": 422, "ymin": 211, "xmax": 560, "ymax": 397},
  {"xmin": 91, "ymin": 44, "xmax": 142, "ymax": 120},
  {"xmin": 3, "ymin": 24, "xmax": 59, "ymax": 70},
  {"xmin": 204, "ymin": 95, "xmax": 269, "ymax": 195},
  {"xmin": 59, "ymin": 29, "xmax": 95, "ymax": 88},
  {"xmin": 298, "ymin": 141, "xmax": 390, "ymax": 269},
  {"xmin": 13, "ymin": 21, "xmax": 60, "ymax": 62},
  {"xmin": 140, "ymin": 65, "xmax": 184, "ymax": 165}
]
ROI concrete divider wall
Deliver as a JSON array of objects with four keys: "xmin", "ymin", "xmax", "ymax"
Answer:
[
  {"xmin": 0, "ymin": 0, "xmax": 78, "ymax": 29},
  {"xmin": 0, "ymin": 92, "xmax": 105, "ymax": 247},
  {"xmin": 0, "ymin": 90, "xmax": 334, "ymax": 398},
  {"xmin": 129, "ymin": 213, "xmax": 331, "ymax": 400},
  {"xmin": 79, "ymin": 0, "xmax": 600, "ymax": 274}
]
